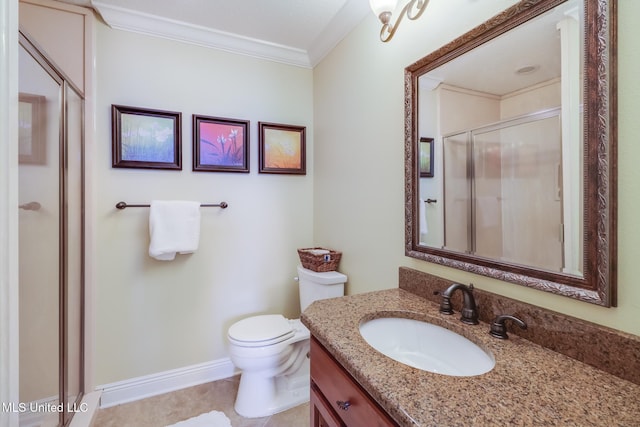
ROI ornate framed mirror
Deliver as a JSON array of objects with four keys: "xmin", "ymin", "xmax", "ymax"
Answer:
[{"xmin": 405, "ymin": 0, "xmax": 617, "ymax": 306}]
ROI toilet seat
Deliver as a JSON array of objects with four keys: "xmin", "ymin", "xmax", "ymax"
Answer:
[
  {"xmin": 228, "ymin": 314, "xmax": 295, "ymax": 347},
  {"xmin": 227, "ymin": 266, "xmax": 347, "ymax": 418}
]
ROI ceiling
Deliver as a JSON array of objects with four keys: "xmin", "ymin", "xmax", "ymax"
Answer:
[
  {"xmin": 421, "ymin": 0, "xmax": 580, "ymax": 97},
  {"xmin": 54, "ymin": 0, "xmax": 371, "ymax": 68},
  {"xmin": 52, "ymin": 0, "xmax": 575, "ymax": 95}
]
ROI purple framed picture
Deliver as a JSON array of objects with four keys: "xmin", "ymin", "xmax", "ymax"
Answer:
[
  {"xmin": 111, "ymin": 104, "xmax": 182, "ymax": 170},
  {"xmin": 192, "ymin": 115, "xmax": 249, "ymax": 173}
]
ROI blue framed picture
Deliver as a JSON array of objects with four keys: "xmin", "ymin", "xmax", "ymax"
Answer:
[{"xmin": 111, "ymin": 104, "xmax": 182, "ymax": 170}]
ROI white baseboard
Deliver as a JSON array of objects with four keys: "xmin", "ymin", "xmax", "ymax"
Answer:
[
  {"xmin": 96, "ymin": 358, "xmax": 238, "ymax": 409},
  {"xmin": 17, "ymin": 395, "xmax": 58, "ymax": 427},
  {"xmin": 71, "ymin": 391, "xmax": 101, "ymax": 427},
  {"xmin": 16, "ymin": 391, "xmax": 101, "ymax": 427}
]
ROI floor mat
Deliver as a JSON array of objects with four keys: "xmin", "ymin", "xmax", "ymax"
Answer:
[{"xmin": 166, "ymin": 410, "xmax": 232, "ymax": 427}]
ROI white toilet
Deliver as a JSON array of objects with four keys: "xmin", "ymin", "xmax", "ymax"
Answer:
[{"xmin": 227, "ymin": 265, "xmax": 347, "ymax": 418}]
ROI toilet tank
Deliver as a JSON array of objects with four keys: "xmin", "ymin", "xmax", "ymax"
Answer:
[{"xmin": 297, "ymin": 265, "xmax": 347, "ymax": 312}]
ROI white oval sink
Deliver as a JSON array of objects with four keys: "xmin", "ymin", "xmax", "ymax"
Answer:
[{"xmin": 359, "ymin": 317, "xmax": 495, "ymax": 376}]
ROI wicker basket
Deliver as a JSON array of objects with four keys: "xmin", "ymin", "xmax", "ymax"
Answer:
[{"xmin": 297, "ymin": 248, "xmax": 342, "ymax": 272}]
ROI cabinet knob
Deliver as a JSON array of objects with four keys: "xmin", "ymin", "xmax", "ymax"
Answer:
[{"xmin": 336, "ymin": 400, "xmax": 351, "ymax": 411}]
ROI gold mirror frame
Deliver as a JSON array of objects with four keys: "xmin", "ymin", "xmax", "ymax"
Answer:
[{"xmin": 404, "ymin": 0, "xmax": 617, "ymax": 306}]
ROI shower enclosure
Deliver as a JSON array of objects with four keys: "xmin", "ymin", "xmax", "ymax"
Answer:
[
  {"xmin": 442, "ymin": 108, "xmax": 577, "ymax": 274},
  {"xmin": 18, "ymin": 30, "xmax": 84, "ymax": 426}
]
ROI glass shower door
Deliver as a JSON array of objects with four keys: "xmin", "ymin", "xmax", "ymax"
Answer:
[
  {"xmin": 18, "ymin": 37, "xmax": 62, "ymax": 427},
  {"xmin": 19, "ymin": 31, "xmax": 84, "ymax": 427},
  {"xmin": 473, "ymin": 114, "xmax": 563, "ymax": 271},
  {"xmin": 443, "ymin": 132, "xmax": 471, "ymax": 253},
  {"xmin": 442, "ymin": 110, "xmax": 564, "ymax": 272}
]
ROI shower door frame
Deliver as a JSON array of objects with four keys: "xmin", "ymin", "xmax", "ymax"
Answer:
[
  {"xmin": 442, "ymin": 107, "xmax": 564, "ymax": 271},
  {"xmin": 19, "ymin": 29, "xmax": 85, "ymax": 427}
]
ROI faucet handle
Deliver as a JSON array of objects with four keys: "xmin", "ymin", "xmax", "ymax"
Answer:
[{"xmin": 489, "ymin": 314, "xmax": 527, "ymax": 339}]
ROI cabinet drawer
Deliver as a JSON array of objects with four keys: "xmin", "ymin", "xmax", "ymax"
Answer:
[
  {"xmin": 310, "ymin": 337, "xmax": 398, "ymax": 427},
  {"xmin": 311, "ymin": 383, "xmax": 344, "ymax": 427}
]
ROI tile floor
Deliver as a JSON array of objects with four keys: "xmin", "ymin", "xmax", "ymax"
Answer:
[{"xmin": 91, "ymin": 376, "xmax": 309, "ymax": 427}]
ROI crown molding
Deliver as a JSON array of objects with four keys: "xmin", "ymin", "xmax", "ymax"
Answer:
[
  {"xmin": 92, "ymin": 1, "xmax": 313, "ymax": 68},
  {"xmin": 307, "ymin": 0, "xmax": 370, "ymax": 67}
]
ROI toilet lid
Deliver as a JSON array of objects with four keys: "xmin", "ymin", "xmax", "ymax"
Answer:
[{"xmin": 228, "ymin": 314, "xmax": 294, "ymax": 345}]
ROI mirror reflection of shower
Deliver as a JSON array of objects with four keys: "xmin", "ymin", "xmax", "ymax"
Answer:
[
  {"xmin": 416, "ymin": 0, "xmax": 583, "ymax": 277},
  {"xmin": 433, "ymin": 109, "xmax": 582, "ymax": 275}
]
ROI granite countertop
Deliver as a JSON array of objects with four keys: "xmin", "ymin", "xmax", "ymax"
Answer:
[{"xmin": 301, "ymin": 288, "xmax": 640, "ymax": 427}]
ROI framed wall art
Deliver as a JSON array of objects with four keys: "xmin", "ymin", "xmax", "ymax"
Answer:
[
  {"xmin": 19, "ymin": 93, "xmax": 46, "ymax": 165},
  {"xmin": 420, "ymin": 137, "xmax": 434, "ymax": 178},
  {"xmin": 111, "ymin": 104, "xmax": 182, "ymax": 170},
  {"xmin": 192, "ymin": 115, "xmax": 249, "ymax": 173},
  {"xmin": 258, "ymin": 122, "xmax": 306, "ymax": 175}
]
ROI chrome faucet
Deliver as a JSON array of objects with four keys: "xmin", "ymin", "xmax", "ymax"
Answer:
[{"xmin": 439, "ymin": 283, "xmax": 479, "ymax": 325}]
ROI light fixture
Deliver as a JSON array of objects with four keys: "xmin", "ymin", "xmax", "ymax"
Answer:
[
  {"xmin": 515, "ymin": 65, "xmax": 540, "ymax": 75},
  {"xmin": 370, "ymin": 0, "xmax": 429, "ymax": 42}
]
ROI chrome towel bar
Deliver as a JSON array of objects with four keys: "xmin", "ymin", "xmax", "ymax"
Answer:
[{"xmin": 115, "ymin": 201, "xmax": 228, "ymax": 210}]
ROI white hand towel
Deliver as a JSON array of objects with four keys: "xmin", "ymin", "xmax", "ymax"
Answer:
[
  {"xmin": 149, "ymin": 200, "xmax": 201, "ymax": 261},
  {"xmin": 307, "ymin": 249, "xmax": 330, "ymax": 256},
  {"xmin": 419, "ymin": 198, "xmax": 428, "ymax": 235}
]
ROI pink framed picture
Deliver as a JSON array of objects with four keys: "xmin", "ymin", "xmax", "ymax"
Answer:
[{"xmin": 193, "ymin": 115, "xmax": 249, "ymax": 173}]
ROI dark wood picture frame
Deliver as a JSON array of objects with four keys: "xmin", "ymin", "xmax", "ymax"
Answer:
[
  {"xmin": 419, "ymin": 137, "xmax": 434, "ymax": 178},
  {"xmin": 258, "ymin": 122, "xmax": 306, "ymax": 175},
  {"xmin": 192, "ymin": 115, "xmax": 250, "ymax": 173},
  {"xmin": 112, "ymin": 104, "xmax": 182, "ymax": 170},
  {"xmin": 19, "ymin": 93, "xmax": 46, "ymax": 165}
]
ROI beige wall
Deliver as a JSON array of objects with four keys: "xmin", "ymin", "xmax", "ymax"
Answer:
[
  {"xmin": 20, "ymin": 0, "xmax": 87, "ymax": 93},
  {"xmin": 313, "ymin": 0, "xmax": 640, "ymax": 337},
  {"xmin": 93, "ymin": 22, "xmax": 314, "ymax": 384},
  {"xmin": 313, "ymin": 0, "xmax": 519, "ymax": 294},
  {"xmin": 500, "ymin": 79, "xmax": 561, "ymax": 119},
  {"xmin": 438, "ymin": 86, "xmax": 500, "ymax": 134}
]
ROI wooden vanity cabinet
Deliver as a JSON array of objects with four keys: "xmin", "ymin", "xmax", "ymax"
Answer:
[{"xmin": 310, "ymin": 336, "xmax": 399, "ymax": 427}]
